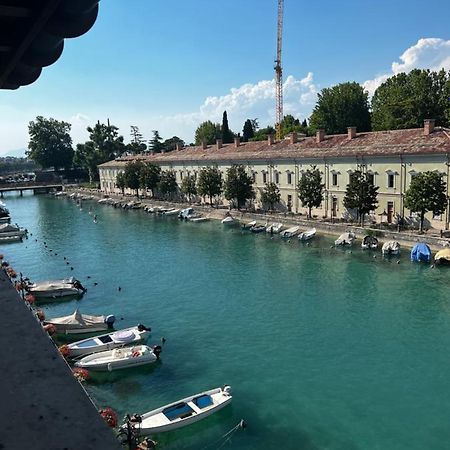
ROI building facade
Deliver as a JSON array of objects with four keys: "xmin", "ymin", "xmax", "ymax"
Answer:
[{"xmin": 99, "ymin": 120, "xmax": 450, "ymax": 230}]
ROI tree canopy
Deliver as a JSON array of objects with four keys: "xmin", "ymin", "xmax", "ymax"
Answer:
[
  {"xmin": 27, "ymin": 116, "xmax": 74, "ymax": 170},
  {"xmin": 260, "ymin": 182, "xmax": 280, "ymax": 211},
  {"xmin": 221, "ymin": 111, "xmax": 234, "ymax": 144},
  {"xmin": 127, "ymin": 125, "xmax": 147, "ymax": 154},
  {"xmin": 223, "ymin": 164, "xmax": 255, "ymax": 209},
  {"xmin": 197, "ymin": 166, "xmax": 223, "ymax": 206},
  {"xmin": 250, "ymin": 125, "xmax": 276, "ymax": 142},
  {"xmin": 180, "ymin": 174, "xmax": 197, "ymax": 201},
  {"xmin": 242, "ymin": 119, "xmax": 257, "ymax": 142},
  {"xmin": 116, "ymin": 171, "xmax": 126, "ymax": 194},
  {"xmin": 309, "ymin": 82, "xmax": 371, "ymax": 134},
  {"xmin": 404, "ymin": 171, "xmax": 447, "ymax": 232},
  {"xmin": 158, "ymin": 170, "xmax": 178, "ymax": 199},
  {"xmin": 343, "ymin": 170, "xmax": 379, "ymax": 225},
  {"xmin": 162, "ymin": 136, "xmax": 185, "ymax": 152},
  {"xmin": 123, "ymin": 160, "xmax": 144, "ymax": 196},
  {"xmin": 297, "ymin": 166, "xmax": 325, "ymax": 218},
  {"xmin": 148, "ymin": 130, "xmax": 164, "ymax": 153},
  {"xmin": 139, "ymin": 162, "xmax": 161, "ymax": 196},
  {"xmin": 371, "ymin": 69, "xmax": 450, "ymax": 130},
  {"xmin": 195, "ymin": 121, "xmax": 220, "ymax": 145},
  {"xmin": 279, "ymin": 114, "xmax": 307, "ymax": 138}
]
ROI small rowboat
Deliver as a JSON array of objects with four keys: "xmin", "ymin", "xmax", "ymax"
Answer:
[
  {"xmin": 435, "ymin": 248, "xmax": 450, "ymax": 265},
  {"xmin": 74, "ymin": 345, "xmax": 162, "ymax": 371},
  {"xmin": 242, "ymin": 220, "xmax": 256, "ymax": 230},
  {"xmin": 67, "ymin": 325, "xmax": 151, "ymax": 357},
  {"xmin": 280, "ymin": 226, "xmax": 300, "ymax": 238},
  {"xmin": 124, "ymin": 386, "xmax": 232, "ymax": 435},
  {"xmin": 335, "ymin": 232, "xmax": 356, "ymax": 246},
  {"xmin": 266, "ymin": 223, "xmax": 283, "ymax": 234},
  {"xmin": 298, "ymin": 228, "xmax": 316, "ymax": 241},
  {"xmin": 162, "ymin": 208, "xmax": 180, "ymax": 216},
  {"xmin": 221, "ymin": 216, "xmax": 235, "ymax": 225},
  {"xmin": 382, "ymin": 241, "xmax": 400, "ymax": 255},
  {"xmin": 27, "ymin": 277, "xmax": 86, "ymax": 298},
  {"xmin": 361, "ymin": 235, "xmax": 378, "ymax": 249}
]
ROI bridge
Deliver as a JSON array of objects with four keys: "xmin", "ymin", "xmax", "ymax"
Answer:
[{"xmin": 0, "ymin": 182, "xmax": 63, "ymax": 197}]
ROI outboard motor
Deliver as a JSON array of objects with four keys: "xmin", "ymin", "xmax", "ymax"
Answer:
[
  {"xmin": 137, "ymin": 324, "xmax": 151, "ymax": 332},
  {"xmin": 73, "ymin": 280, "xmax": 87, "ymax": 293},
  {"xmin": 222, "ymin": 385, "xmax": 232, "ymax": 396},
  {"xmin": 152, "ymin": 345, "xmax": 162, "ymax": 359},
  {"xmin": 105, "ymin": 315, "xmax": 116, "ymax": 328}
]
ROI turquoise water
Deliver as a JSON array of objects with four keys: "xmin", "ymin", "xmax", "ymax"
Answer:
[{"xmin": 3, "ymin": 193, "xmax": 450, "ymax": 450}]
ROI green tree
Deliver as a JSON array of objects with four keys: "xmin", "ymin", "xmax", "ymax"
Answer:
[
  {"xmin": 158, "ymin": 170, "xmax": 178, "ymax": 199},
  {"xmin": 139, "ymin": 162, "xmax": 161, "ymax": 197},
  {"xmin": 221, "ymin": 111, "xmax": 234, "ymax": 144},
  {"xmin": 297, "ymin": 166, "xmax": 325, "ymax": 218},
  {"xmin": 127, "ymin": 125, "xmax": 147, "ymax": 154},
  {"xmin": 250, "ymin": 125, "xmax": 276, "ymax": 142},
  {"xmin": 148, "ymin": 130, "xmax": 164, "ymax": 153},
  {"xmin": 223, "ymin": 164, "xmax": 255, "ymax": 209},
  {"xmin": 74, "ymin": 120, "xmax": 125, "ymax": 182},
  {"xmin": 372, "ymin": 69, "xmax": 450, "ymax": 130},
  {"xmin": 260, "ymin": 182, "xmax": 280, "ymax": 211},
  {"xmin": 195, "ymin": 121, "xmax": 221, "ymax": 145},
  {"xmin": 27, "ymin": 116, "xmax": 74, "ymax": 170},
  {"xmin": 197, "ymin": 166, "xmax": 223, "ymax": 206},
  {"xmin": 309, "ymin": 82, "xmax": 371, "ymax": 134},
  {"xmin": 343, "ymin": 170, "xmax": 379, "ymax": 226},
  {"xmin": 279, "ymin": 114, "xmax": 306, "ymax": 138},
  {"xmin": 404, "ymin": 171, "xmax": 447, "ymax": 232},
  {"xmin": 123, "ymin": 160, "xmax": 144, "ymax": 197},
  {"xmin": 180, "ymin": 174, "xmax": 197, "ymax": 202},
  {"xmin": 242, "ymin": 119, "xmax": 255, "ymax": 142},
  {"xmin": 116, "ymin": 171, "xmax": 125, "ymax": 194},
  {"xmin": 162, "ymin": 136, "xmax": 185, "ymax": 152}
]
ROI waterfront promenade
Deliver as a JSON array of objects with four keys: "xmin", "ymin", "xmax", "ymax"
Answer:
[{"xmin": 0, "ymin": 269, "xmax": 120, "ymax": 450}]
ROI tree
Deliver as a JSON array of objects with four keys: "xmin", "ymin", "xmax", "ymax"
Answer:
[
  {"xmin": 404, "ymin": 171, "xmax": 447, "ymax": 232},
  {"xmin": 250, "ymin": 125, "xmax": 276, "ymax": 141},
  {"xmin": 343, "ymin": 170, "xmax": 379, "ymax": 226},
  {"xmin": 116, "ymin": 171, "xmax": 125, "ymax": 194},
  {"xmin": 180, "ymin": 174, "xmax": 197, "ymax": 202},
  {"xmin": 123, "ymin": 160, "xmax": 144, "ymax": 197},
  {"xmin": 260, "ymin": 182, "xmax": 280, "ymax": 211},
  {"xmin": 158, "ymin": 170, "xmax": 178, "ymax": 199},
  {"xmin": 162, "ymin": 136, "xmax": 185, "ymax": 152},
  {"xmin": 27, "ymin": 116, "xmax": 74, "ymax": 170},
  {"xmin": 195, "ymin": 121, "xmax": 221, "ymax": 145},
  {"xmin": 297, "ymin": 166, "xmax": 325, "ymax": 218},
  {"xmin": 221, "ymin": 111, "xmax": 234, "ymax": 144},
  {"xmin": 74, "ymin": 120, "xmax": 125, "ymax": 182},
  {"xmin": 139, "ymin": 162, "xmax": 161, "ymax": 197},
  {"xmin": 279, "ymin": 114, "xmax": 305, "ymax": 138},
  {"xmin": 242, "ymin": 119, "xmax": 255, "ymax": 142},
  {"xmin": 309, "ymin": 82, "xmax": 371, "ymax": 134},
  {"xmin": 197, "ymin": 166, "xmax": 223, "ymax": 206},
  {"xmin": 148, "ymin": 130, "xmax": 164, "ymax": 153},
  {"xmin": 127, "ymin": 126, "xmax": 147, "ymax": 154},
  {"xmin": 372, "ymin": 69, "xmax": 450, "ymax": 130},
  {"xmin": 223, "ymin": 165, "xmax": 255, "ymax": 209}
]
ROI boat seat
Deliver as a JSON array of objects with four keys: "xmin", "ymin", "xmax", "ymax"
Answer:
[
  {"xmin": 163, "ymin": 403, "xmax": 194, "ymax": 421},
  {"xmin": 192, "ymin": 394, "xmax": 213, "ymax": 409}
]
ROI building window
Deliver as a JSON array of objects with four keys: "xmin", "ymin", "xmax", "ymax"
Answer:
[
  {"xmin": 367, "ymin": 173, "xmax": 374, "ymax": 185},
  {"xmin": 287, "ymin": 172, "xmax": 292, "ymax": 185},
  {"xmin": 287, "ymin": 194, "xmax": 292, "ymax": 212},
  {"xmin": 252, "ymin": 172, "xmax": 256, "ymax": 183},
  {"xmin": 332, "ymin": 173, "xmax": 338, "ymax": 186},
  {"xmin": 263, "ymin": 172, "xmax": 267, "ymax": 183},
  {"xmin": 275, "ymin": 172, "xmax": 280, "ymax": 184},
  {"xmin": 387, "ymin": 173, "xmax": 395, "ymax": 188},
  {"xmin": 180, "ymin": 171, "xmax": 183, "ymax": 180}
]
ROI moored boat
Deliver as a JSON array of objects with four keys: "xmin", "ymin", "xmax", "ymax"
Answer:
[
  {"xmin": 27, "ymin": 277, "xmax": 86, "ymax": 298},
  {"xmin": 411, "ymin": 242, "xmax": 431, "ymax": 263},
  {"xmin": 250, "ymin": 223, "xmax": 267, "ymax": 233},
  {"xmin": 335, "ymin": 232, "xmax": 356, "ymax": 246},
  {"xmin": 242, "ymin": 220, "xmax": 256, "ymax": 230},
  {"xmin": 280, "ymin": 226, "xmax": 300, "ymax": 238},
  {"xmin": 189, "ymin": 216, "xmax": 209, "ymax": 222},
  {"xmin": 162, "ymin": 208, "xmax": 180, "ymax": 216},
  {"xmin": 124, "ymin": 385, "xmax": 232, "ymax": 435},
  {"xmin": 67, "ymin": 324, "xmax": 151, "ymax": 357},
  {"xmin": 0, "ymin": 223, "xmax": 27, "ymax": 237},
  {"xmin": 44, "ymin": 309, "xmax": 115, "ymax": 335},
  {"xmin": 266, "ymin": 223, "xmax": 283, "ymax": 234},
  {"xmin": 179, "ymin": 207, "xmax": 196, "ymax": 220},
  {"xmin": 434, "ymin": 248, "xmax": 450, "ymax": 265},
  {"xmin": 221, "ymin": 215, "xmax": 236, "ymax": 225},
  {"xmin": 298, "ymin": 228, "xmax": 316, "ymax": 241},
  {"xmin": 381, "ymin": 241, "xmax": 400, "ymax": 255},
  {"xmin": 74, "ymin": 344, "xmax": 161, "ymax": 371},
  {"xmin": 361, "ymin": 235, "xmax": 378, "ymax": 249},
  {"xmin": 0, "ymin": 234, "xmax": 22, "ymax": 243}
]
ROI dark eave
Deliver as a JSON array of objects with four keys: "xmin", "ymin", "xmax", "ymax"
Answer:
[{"xmin": 0, "ymin": 0, "xmax": 100, "ymax": 89}]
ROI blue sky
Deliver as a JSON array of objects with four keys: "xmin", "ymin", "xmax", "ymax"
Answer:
[{"xmin": 1, "ymin": 0, "xmax": 449, "ymax": 155}]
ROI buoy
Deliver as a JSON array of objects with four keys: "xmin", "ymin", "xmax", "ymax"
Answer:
[
  {"xmin": 118, "ymin": 286, "xmax": 121, "ymax": 291},
  {"xmin": 70, "ymin": 267, "xmax": 74, "ymax": 271}
]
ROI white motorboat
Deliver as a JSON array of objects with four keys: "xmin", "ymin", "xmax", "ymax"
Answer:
[
  {"xmin": 44, "ymin": 309, "xmax": 115, "ymax": 335},
  {"xmin": 74, "ymin": 344, "xmax": 162, "ymax": 371},
  {"xmin": 266, "ymin": 223, "xmax": 283, "ymax": 234},
  {"xmin": 0, "ymin": 234, "xmax": 22, "ymax": 243},
  {"xmin": 98, "ymin": 198, "xmax": 110, "ymax": 204},
  {"xmin": 361, "ymin": 235, "xmax": 378, "ymax": 249},
  {"xmin": 179, "ymin": 207, "xmax": 196, "ymax": 220},
  {"xmin": 27, "ymin": 277, "xmax": 86, "ymax": 298},
  {"xmin": 382, "ymin": 240, "xmax": 400, "ymax": 255},
  {"xmin": 298, "ymin": 228, "xmax": 316, "ymax": 241},
  {"xmin": 124, "ymin": 386, "xmax": 232, "ymax": 435},
  {"xmin": 242, "ymin": 220, "xmax": 256, "ymax": 230},
  {"xmin": 280, "ymin": 226, "xmax": 300, "ymax": 238},
  {"xmin": 221, "ymin": 216, "xmax": 236, "ymax": 225},
  {"xmin": 189, "ymin": 216, "xmax": 209, "ymax": 222},
  {"xmin": 0, "ymin": 223, "xmax": 27, "ymax": 237},
  {"xmin": 335, "ymin": 232, "xmax": 356, "ymax": 246},
  {"xmin": 162, "ymin": 208, "xmax": 180, "ymax": 216},
  {"xmin": 67, "ymin": 324, "xmax": 151, "ymax": 357}
]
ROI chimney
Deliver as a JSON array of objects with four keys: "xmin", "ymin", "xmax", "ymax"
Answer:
[
  {"xmin": 201, "ymin": 141, "xmax": 207, "ymax": 150},
  {"xmin": 175, "ymin": 142, "xmax": 182, "ymax": 151},
  {"xmin": 424, "ymin": 119, "xmax": 435, "ymax": 135},
  {"xmin": 316, "ymin": 129, "xmax": 325, "ymax": 143},
  {"xmin": 289, "ymin": 132, "xmax": 298, "ymax": 144},
  {"xmin": 161, "ymin": 149, "xmax": 165, "ymax": 154},
  {"xmin": 216, "ymin": 138, "xmax": 223, "ymax": 150},
  {"xmin": 234, "ymin": 136, "xmax": 240, "ymax": 148},
  {"xmin": 268, "ymin": 134, "xmax": 274, "ymax": 146},
  {"xmin": 348, "ymin": 127, "xmax": 356, "ymax": 140}
]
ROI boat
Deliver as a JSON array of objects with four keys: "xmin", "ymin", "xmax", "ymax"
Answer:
[
  {"xmin": 44, "ymin": 309, "xmax": 116, "ymax": 335},
  {"xmin": 266, "ymin": 223, "xmax": 283, "ymax": 234},
  {"xmin": 189, "ymin": 216, "xmax": 209, "ymax": 222},
  {"xmin": 0, "ymin": 223, "xmax": 27, "ymax": 237},
  {"xmin": 280, "ymin": 226, "xmax": 300, "ymax": 238},
  {"xmin": 381, "ymin": 241, "xmax": 400, "ymax": 255},
  {"xmin": 179, "ymin": 207, "xmax": 196, "ymax": 220},
  {"xmin": 162, "ymin": 208, "xmax": 180, "ymax": 216},
  {"xmin": 361, "ymin": 235, "xmax": 378, "ymax": 249},
  {"xmin": 67, "ymin": 324, "xmax": 151, "ymax": 357},
  {"xmin": 298, "ymin": 228, "xmax": 316, "ymax": 241},
  {"xmin": 334, "ymin": 232, "xmax": 356, "ymax": 246},
  {"xmin": 0, "ymin": 234, "xmax": 22, "ymax": 243},
  {"xmin": 221, "ymin": 216, "xmax": 236, "ymax": 225},
  {"xmin": 98, "ymin": 198, "xmax": 110, "ymax": 204},
  {"xmin": 27, "ymin": 277, "xmax": 86, "ymax": 298},
  {"xmin": 74, "ymin": 344, "xmax": 162, "ymax": 371},
  {"xmin": 242, "ymin": 220, "xmax": 256, "ymax": 230},
  {"xmin": 124, "ymin": 386, "xmax": 232, "ymax": 435},
  {"xmin": 250, "ymin": 223, "xmax": 267, "ymax": 233},
  {"xmin": 435, "ymin": 248, "xmax": 450, "ymax": 265},
  {"xmin": 411, "ymin": 242, "xmax": 431, "ymax": 263}
]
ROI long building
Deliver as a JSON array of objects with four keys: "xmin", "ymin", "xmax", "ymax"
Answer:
[{"xmin": 99, "ymin": 119, "xmax": 450, "ymax": 230}]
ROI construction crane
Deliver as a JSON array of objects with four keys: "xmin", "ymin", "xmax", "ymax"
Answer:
[{"xmin": 274, "ymin": 0, "xmax": 284, "ymax": 141}]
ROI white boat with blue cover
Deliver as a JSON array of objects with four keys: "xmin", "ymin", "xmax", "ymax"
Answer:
[
  {"xmin": 67, "ymin": 324, "xmax": 151, "ymax": 357},
  {"xmin": 125, "ymin": 385, "xmax": 232, "ymax": 435}
]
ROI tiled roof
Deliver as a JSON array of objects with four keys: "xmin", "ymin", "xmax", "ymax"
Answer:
[{"xmin": 99, "ymin": 127, "xmax": 450, "ymax": 168}]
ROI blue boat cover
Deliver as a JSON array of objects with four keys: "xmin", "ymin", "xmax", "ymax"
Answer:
[{"xmin": 411, "ymin": 243, "xmax": 431, "ymax": 262}]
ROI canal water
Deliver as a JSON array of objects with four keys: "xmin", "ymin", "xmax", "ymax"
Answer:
[{"xmin": 3, "ymin": 194, "xmax": 450, "ymax": 450}]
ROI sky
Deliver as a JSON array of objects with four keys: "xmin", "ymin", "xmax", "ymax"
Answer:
[{"xmin": 1, "ymin": 0, "xmax": 450, "ymax": 156}]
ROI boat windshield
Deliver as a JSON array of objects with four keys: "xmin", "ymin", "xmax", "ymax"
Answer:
[
  {"xmin": 163, "ymin": 402, "xmax": 194, "ymax": 421},
  {"xmin": 192, "ymin": 394, "xmax": 213, "ymax": 409},
  {"xmin": 98, "ymin": 335, "xmax": 113, "ymax": 344},
  {"xmin": 75, "ymin": 338, "xmax": 97, "ymax": 348}
]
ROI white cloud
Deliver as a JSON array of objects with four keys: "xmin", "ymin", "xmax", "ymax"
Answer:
[{"xmin": 363, "ymin": 38, "xmax": 450, "ymax": 96}]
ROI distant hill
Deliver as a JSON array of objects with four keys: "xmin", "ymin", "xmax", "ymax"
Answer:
[{"xmin": 1, "ymin": 148, "xmax": 27, "ymax": 158}]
